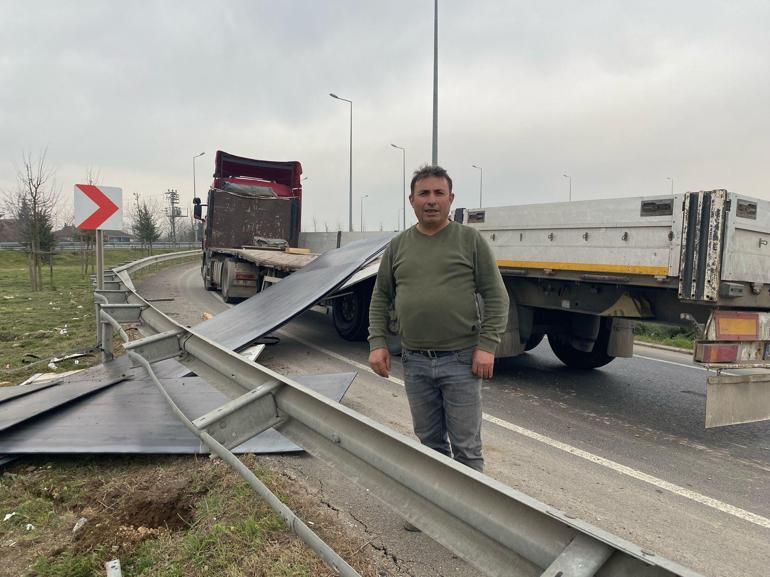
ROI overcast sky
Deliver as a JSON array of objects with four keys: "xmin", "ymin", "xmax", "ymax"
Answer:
[{"xmin": 1, "ymin": 1, "xmax": 769, "ymax": 232}]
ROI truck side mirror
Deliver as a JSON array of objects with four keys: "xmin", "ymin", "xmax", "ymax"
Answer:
[{"xmin": 193, "ymin": 197, "xmax": 202, "ymax": 220}]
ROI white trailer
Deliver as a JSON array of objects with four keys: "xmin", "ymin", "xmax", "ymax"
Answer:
[{"xmin": 449, "ymin": 189, "xmax": 770, "ymax": 427}]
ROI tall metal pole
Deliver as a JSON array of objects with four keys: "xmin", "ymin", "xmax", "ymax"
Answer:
[
  {"xmin": 192, "ymin": 152, "xmax": 205, "ymax": 243},
  {"xmin": 360, "ymin": 194, "xmax": 368, "ymax": 232},
  {"xmin": 667, "ymin": 176, "xmax": 673, "ymax": 195},
  {"xmin": 391, "ymin": 144, "xmax": 406, "ymax": 230},
  {"xmin": 563, "ymin": 174, "xmax": 572, "ymax": 202},
  {"xmin": 472, "ymin": 164, "xmax": 483, "ymax": 208},
  {"xmin": 330, "ymin": 93, "xmax": 353, "ymax": 232},
  {"xmin": 432, "ymin": 0, "xmax": 439, "ymax": 165}
]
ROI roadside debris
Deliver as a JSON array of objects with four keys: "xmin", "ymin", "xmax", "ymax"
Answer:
[{"xmin": 72, "ymin": 516, "xmax": 88, "ymax": 533}]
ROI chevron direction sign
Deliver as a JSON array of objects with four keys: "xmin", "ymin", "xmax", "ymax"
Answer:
[{"xmin": 74, "ymin": 184, "xmax": 123, "ymax": 230}]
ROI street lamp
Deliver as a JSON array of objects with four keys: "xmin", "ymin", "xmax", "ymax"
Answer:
[
  {"xmin": 432, "ymin": 0, "xmax": 439, "ymax": 165},
  {"xmin": 563, "ymin": 174, "xmax": 572, "ymax": 202},
  {"xmin": 330, "ymin": 93, "xmax": 353, "ymax": 232},
  {"xmin": 472, "ymin": 164, "xmax": 483, "ymax": 208},
  {"xmin": 192, "ymin": 152, "xmax": 205, "ymax": 242},
  {"xmin": 360, "ymin": 194, "xmax": 369, "ymax": 232},
  {"xmin": 666, "ymin": 176, "xmax": 673, "ymax": 195},
  {"xmin": 391, "ymin": 143, "xmax": 406, "ymax": 230}
]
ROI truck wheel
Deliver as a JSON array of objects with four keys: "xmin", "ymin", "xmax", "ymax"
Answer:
[
  {"xmin": 524, "ymin": 333, "xmax": 544, "ymax": 351},
  {"xmin": 332, "ymin": 280, "xmax": 373, "ymax": 341},
  {"xmin": 202, "ymin": 265, "xmax": 216, "ymax": 291},
  {"xmin": 547, "ymin": 321, "xmax": 614, "ymax": 369},
  {"xmin": 221, "ymin": 261, "xmax": 236, "ymax": 304}
]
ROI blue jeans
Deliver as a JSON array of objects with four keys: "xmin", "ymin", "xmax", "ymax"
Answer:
[{"xmin": 401, "ymin": 346, "xmax": 483, "ymax": 472}]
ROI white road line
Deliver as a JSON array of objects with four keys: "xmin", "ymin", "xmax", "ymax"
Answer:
[
  {"xmin": 634, "ymin": 354, "xmax": 737, "ymax": 376},
  {"xmin": 634, "ymin": 354, "xmax": 706, "ymax": 372},
  {"xmin": 279, "ymin": 329, "xmax": 770, "ymax": 530}
]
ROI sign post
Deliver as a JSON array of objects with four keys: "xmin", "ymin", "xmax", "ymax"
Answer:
[{"xmin": 74, "ymin": 185, "xmax": 123, "ymax": 359}]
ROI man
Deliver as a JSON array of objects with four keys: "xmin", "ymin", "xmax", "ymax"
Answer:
[{"xmin": 368, "ymin": 164, "xmax": 509, "ymax": 476}]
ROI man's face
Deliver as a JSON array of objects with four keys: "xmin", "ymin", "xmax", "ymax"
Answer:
[{"xmin": 409, "ymin": 176, "xmax": 454, "ymax": 228}]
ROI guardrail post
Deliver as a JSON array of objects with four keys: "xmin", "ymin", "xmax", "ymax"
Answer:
[{"xmin": 100, "ymin": 314, "xmax": 113, "ymax": 362}]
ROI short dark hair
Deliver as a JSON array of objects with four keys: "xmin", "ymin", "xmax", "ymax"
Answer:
[{"xmin": 409, "ymin": 164, "xmax": 453, "ymax": 195}]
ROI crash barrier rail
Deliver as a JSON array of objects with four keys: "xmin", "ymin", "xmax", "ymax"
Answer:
[
  {"xmin": 0, "ymin": 241, "xmax": 200, "ymax": 251},
  {"xmin": 94, "ymin": 251, "xmax": 702, "ymax": 577}
]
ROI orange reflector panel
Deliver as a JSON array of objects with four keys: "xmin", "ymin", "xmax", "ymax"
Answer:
[
  {"xmin": 695, "ymin": 343, "xmax": 739, "ymax": 363},
  {"xmin": 714, "ymin": 312, "xmax": 759, "ymax": 341}
]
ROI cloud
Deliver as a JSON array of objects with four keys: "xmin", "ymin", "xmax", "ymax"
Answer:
[{"xmin": 1, "ymin": 0, "xmax": 769, "ymax": 232}]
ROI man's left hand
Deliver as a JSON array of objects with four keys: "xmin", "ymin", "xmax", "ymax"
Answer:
[{"xmin": 472, "ymin": 348, "xmax": 495, "ymax": 379}]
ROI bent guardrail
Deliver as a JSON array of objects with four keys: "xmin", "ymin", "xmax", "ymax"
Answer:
[{"xmin": 96, "ymin": 251, "xmax": 703, "ymax": 577}]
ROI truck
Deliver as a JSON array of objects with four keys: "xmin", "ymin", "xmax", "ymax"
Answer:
[
  {"xmin": 192, "ymin": 151, "xmax": 380, "ymax": 341},
  {"xmin": 328, "ymin": 190, "xmax": 770, "ymax": 427},
  {"xmin": 193, "ymin": 151, "xmax": 314, "ymax": 303}
]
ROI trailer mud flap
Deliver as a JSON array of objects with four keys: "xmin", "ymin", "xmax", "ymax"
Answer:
[{"xmin": 706, "ymin": 372, "xmax": 770, "ymax": 427}]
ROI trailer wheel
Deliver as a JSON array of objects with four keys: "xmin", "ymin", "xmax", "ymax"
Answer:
[
  {"xmin": 547, "ymin": 321, "xmax": 614, "ymax": 369},
  {"xmin": 524, "ymin": 333, "xmax": 544, "ymax": 351},
  {"xmin": 332, "ymin": 280, "xmax": 374, "ymax": 341}
]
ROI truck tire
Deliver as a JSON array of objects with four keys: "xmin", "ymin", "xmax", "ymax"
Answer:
[
  {"xmin": 221, "ymin": 260, "xmax": 236, "ymax": 304},
  {"xmin": 547, "ymin": 320, "xmax": 614, "ymax": 369},
  {"xmin": 332, "ymin": 280, "xmax": 374, "ymax": 341},
  {"xmin": 202, "ymin": 265, "xmax": 216, "ymax": 291}
]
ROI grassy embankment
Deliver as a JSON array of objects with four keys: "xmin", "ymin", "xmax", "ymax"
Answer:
[
  {"xmin": 0, "ymin": 249, "xmax": 361, "ymax": 577},
  {"xmin": 633, "ymin": 322, "xmax": 695, "ymax": 350}
]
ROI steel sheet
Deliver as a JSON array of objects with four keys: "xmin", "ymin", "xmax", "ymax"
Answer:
[
  {"xmin": 194, "ymin": 235, "xmax": 392, "ymax": 351},
  {"xmin": 0, "ymin": 362, "xmax": 354, "ymax": 454}
]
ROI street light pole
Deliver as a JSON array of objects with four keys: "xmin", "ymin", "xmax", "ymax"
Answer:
[
  {"xmin": 192, "ymin": 152, "xmax": 205, "ymax": 242},
  {"xmin": 432, "ymin": 0, "xmax": 439, "ymax": 165},
  {"xmin": 330, "ymin": 93, "xmax": 353, "ymax": 232},
  {"xmin": 563, "ymin": 174, "xmax": 572, "ymax": 202},
  {"xmin": 472, "ymin": 164, "xmax": 483, "ymax": 208},
  {"xmin": 360, "ymin": 194, "xmax": 368, "ymax": 232},
  {"xmin": 667, "ymin": 176, "xmax": 673, "ymax": 195},
  {"xmin": 391, "ymin": 144, "xmax": 406, "ymax": 230}
]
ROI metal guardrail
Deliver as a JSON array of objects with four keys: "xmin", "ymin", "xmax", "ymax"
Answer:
[
  {"xmin": 0, "ymin": 241, "xmax": 200, "ymax": 251},
  {"xmin": 96, "ymin": 252, "xmax": 703, "ymax": 577}
]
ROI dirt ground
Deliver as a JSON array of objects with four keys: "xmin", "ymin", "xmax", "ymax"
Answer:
[{"xmin": 1, "ymin": 453, "xmax": 405, "ymax": 577}]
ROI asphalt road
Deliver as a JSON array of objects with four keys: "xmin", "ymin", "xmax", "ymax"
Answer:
[{"xmin": 138, "ymin": 261, "xmax": 770, "ymax": 577}]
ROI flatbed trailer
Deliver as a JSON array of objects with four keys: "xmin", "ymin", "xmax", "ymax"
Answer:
[
  {"xmin": 450, "ymin": 189, "xmax": 770, "ymax": 427},
  {"xmin": 203, "ymin": 247, "xmax": 317, "ymax": 301}
]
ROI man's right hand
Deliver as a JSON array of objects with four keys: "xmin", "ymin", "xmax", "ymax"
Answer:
[{"xmin": 369, "ymin": 347, "xmax": 391, "ymax": 378}]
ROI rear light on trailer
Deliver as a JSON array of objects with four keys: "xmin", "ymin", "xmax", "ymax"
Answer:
[
  {"xmin": 235, "ymin": 273, "xmax": 257, "ymax": 281},
  {"xmin": 695, "ymin": 343, "xmax": 739, "ymax": 363},
  {"xmin": 713, "ymin": 311, "xmax": 759, "ymax": 341}
]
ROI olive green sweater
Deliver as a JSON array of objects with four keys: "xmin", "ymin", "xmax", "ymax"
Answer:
[{"xmin": 368, "ymin": 221, "xmax": 509, "ymax": 353}]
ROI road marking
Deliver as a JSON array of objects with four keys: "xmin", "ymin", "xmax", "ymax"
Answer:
[
  {"xmin": 280, "ymin": 329, "xmax": 770, "ymax": 530},
  {"xmin": 634, "ymin": 354, "xmax": 706, "ymax": 372},
  {"xmin": 634, "ymin": 354, "xmax": 737, "ymax": 376}
]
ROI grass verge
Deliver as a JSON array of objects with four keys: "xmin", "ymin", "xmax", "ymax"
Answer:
[
  {"xmin": 0, "ymin": 249, "xmax": 196, "ymax": 386},
  {"xmin": 634, "ymin": 321, "xmax": 694, "ymax": 350},
  {"xmin": 1, "ymin": 456, "xmax": 363, "ymax": 577}
]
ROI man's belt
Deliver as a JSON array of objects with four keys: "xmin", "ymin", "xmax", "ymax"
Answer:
[{"xmin": 404, "ymin": 348, "xmax": 455, "ymax": 359}]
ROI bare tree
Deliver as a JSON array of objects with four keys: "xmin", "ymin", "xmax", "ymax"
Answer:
[{"xmin": 2, "ymin": 149, "xmax": 60, "ymax": 291}]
